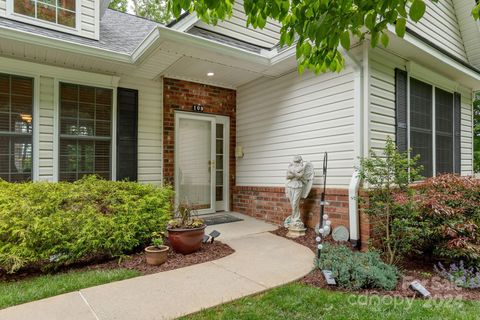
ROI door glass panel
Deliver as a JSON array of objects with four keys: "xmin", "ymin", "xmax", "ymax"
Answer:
[
  {"xmin": 215, "ymin": 123, "xmax": 224, "ymax": 204},
  {"xmin": 177, "ymin": 118, "xmax": 212, "ymax": 210}
]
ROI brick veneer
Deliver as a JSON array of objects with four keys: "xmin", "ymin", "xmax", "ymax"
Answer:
[
  {"xmin": 233, "ymin": 186, "xmax": 372, "ymax": 249},
  {"xmin": 163, "ymin": 78, "xmax": 236, "ymax": 205}
]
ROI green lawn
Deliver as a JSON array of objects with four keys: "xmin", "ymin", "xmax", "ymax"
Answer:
[
  {"xmin": 185, "ymin": 284, "xmax": 480, "ymax": 320},
  {"xmin": 0, "ymin": 268, "xmax": 141, "ymax": 309}
]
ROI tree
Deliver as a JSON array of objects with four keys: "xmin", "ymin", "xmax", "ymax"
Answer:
[
  {"xmin": 166, "ymin": 0, "xmax": 480, "ymax": 74},
  {"xmin": 109, "ymin": 0, "xmax": 173, "ymax": 24}
]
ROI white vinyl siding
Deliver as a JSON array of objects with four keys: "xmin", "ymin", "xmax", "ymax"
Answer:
[
  {"xmin": 118, "ymin": 76, "xmax": 163, "ymax": 185},
  {"xmin": 0, "ymin": 0, "xmax": 99, "ymax": 39},
  {"xmin": 236, "ymin": 68, "xmax": 356, "ymax": 188},
  {"xmin": 453, "ymin": 0, "xmax": 480, "ymax": 68},
  {"xmin": 194, "ymin": 0, "xmax": 281, "ymax": 48},
  {"xmin": 407, "ymin": 0, "xmax": 467, "ymax": 61},
  {"xmin": 38, "ymin": 76, "xmax": 55, "ymax": 181},
  {"xmin": 369, "ymin": 49, "xmax": 474, "ymax": 176}
]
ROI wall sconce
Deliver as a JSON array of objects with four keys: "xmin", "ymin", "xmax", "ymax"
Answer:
[{"xmin": 235, "ymin": 146, "xmax": 244, "ymax": 159}]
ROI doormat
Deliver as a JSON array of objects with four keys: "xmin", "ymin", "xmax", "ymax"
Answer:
[{"xmin": 203, "ymin": 214, "xmax": 244, "ymax": 226}]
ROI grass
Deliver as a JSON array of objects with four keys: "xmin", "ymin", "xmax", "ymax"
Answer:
[
  {"xmin": 0, "ymin": 268, "xmax": 141, "ymax": 309},
  {"xmin": 184, "ymin": 283, "xmax": 480, "ymax": 320}
]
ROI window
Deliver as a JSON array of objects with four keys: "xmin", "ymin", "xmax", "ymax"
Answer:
[
  {"xmin": 0, "ymin": 73, "xmax": 34, "ymax": 182},
  {"xmin": 59, "ymin": 83, "xmax": 112, "ymax": 181},
  {"xmin": 13, "ymin": 0, "xmax": 76, "ymax": 28},
  {"xmin": 409, "ymin": 77, "xmax": 455, "ymax": 177}
]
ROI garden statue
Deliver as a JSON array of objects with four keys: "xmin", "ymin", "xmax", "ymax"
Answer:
[{"xmin": 284, "ymin": 155, "xmax": 314, "ymax": 237}]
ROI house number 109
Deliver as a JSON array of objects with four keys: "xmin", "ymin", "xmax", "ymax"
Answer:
[{"xmin": 192, "ymin": 104, "xmax": 204, "ymax": 112}]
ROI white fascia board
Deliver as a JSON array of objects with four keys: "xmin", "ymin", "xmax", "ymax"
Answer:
[
  {"xmin": 0, "ymin": 25, "xmax": 132, "ymax": 63},
  {"xmin": 169, "ymin": 13, "xmax": 199, "ymax": 32}
]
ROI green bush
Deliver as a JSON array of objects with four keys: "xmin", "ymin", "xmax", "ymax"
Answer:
[
  {"xmin": 0, "ymin": 176, "xmax": 173, "ymax": 273},
  {"xmin": 317, "ymin": 244, "xmax": 399, "ymax": 291}
]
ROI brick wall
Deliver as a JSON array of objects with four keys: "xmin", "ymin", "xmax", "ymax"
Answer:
[
  {"xmin": 233, "ymin": 186, "xmax": 372, "ymax": 249},
  {"xmin": 163, "ymin": 78, "xmax": 236, "ymax": 205}
]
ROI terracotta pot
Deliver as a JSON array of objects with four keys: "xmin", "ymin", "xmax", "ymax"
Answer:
[
  {"xmin": 167, "ymin": 225, "xmax": 206, "ymax": 254},
  {"xmin": 144, "ymin": 245, "xmax": 169, "ymax": 265}
]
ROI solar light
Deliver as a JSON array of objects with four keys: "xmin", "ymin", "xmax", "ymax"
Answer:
[
  {"xmin": 317, "ymin": 244, "xmax": 323, "ymax": 250},
  {"xmin": 319, "ymin": 228, "xmax": 324, "ymax": 234},
  {"xmin": 202, "ymin": 235, "xmax": 210, "ymax": 243},
  {"xmin": 323, "ymin": 270, "xmax": 337, "ymax": 285},
  {"xmin": 323, "ymin": 214, "xmax": 329, "ymax": 220},
  {"xmin": 326, "ymin": 220, "xmax": 332, "ymax": 226},
  {"xmin": 209, "ymin": 230, "xmax": 221, "ymax": 243},
  {"xmin": 409, "ymin": 281, "xmax": 431, "ymax": 298},
  {"xmin": 316, "ymin": 236, "xmax": 322, "ymax": 243},
  {"xmin": 323, "ymin": 226, "xmax": 330, "ymax": 234}
]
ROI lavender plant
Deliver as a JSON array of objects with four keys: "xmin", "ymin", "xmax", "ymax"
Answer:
[{"xmin": 434, "ymin": 261, "xmax": 480, "ymax": 289}]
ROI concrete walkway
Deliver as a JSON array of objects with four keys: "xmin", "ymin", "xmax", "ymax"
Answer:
[{"xmin": 0, "ymin": 213, "xmax": 314, "ymax": 320}]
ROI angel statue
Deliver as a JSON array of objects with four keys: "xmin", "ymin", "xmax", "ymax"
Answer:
[{"xmin": 284, "ymin": 155, "xmax": 315, "ymax": 232}]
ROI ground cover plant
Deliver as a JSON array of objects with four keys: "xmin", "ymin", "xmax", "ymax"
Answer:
[{"xmin": 0, "ymin": 176, "xmax": 173, "ymax": 273}]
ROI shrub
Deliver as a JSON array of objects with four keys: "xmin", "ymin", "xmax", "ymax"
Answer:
[
  {"xmin": 435, "ymin": 261, "xmax": 480, "ymax": 289},
  {"xmin": 317, "ymin": 244, "xmax": 399, "ymax": 291},
  {"xmin": 0, "ymin": 176, "xmax": 173, "ymax": 273},
  {"xmin": 359, "ymin": 137, "xmax": 427, "ymax": 265},
  {"xmin": 415, "ymin": 174, "xmax": 480, "ymax": 262}
]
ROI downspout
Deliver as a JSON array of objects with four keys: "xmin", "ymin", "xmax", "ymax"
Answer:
[{"xmin": 343, "ymin": 44, "xmax": 366, "ymax": 249}]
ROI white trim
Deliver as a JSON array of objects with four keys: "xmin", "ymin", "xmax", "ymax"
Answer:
[
  {"xmin": 94, "ymin": 0, "xmax": 100, "ymax": 40},
  {"xmin": 6, "ymin": 0, "xmax": 82, "ymax": 36},
  {"xmin": 53, "ymin": 79, "xmax": 59, "ymax": 181},
  {"xmin": 111, "ymin": 86, "xmax": 117, "ymax": 181},
  {"xmin": 407, "ymin": 61, "xmax": 458, "ymax": 93},
  {"xmin": 32, "ymin": 74, "xmax": 40, "ymax": 181},
  {"xmin": 169, "ymin": 13, "xmax": 199, "ymax": 32},
  {"xmin": 432, "ymin": 86, "xmax": 436, "ymax": 175}
]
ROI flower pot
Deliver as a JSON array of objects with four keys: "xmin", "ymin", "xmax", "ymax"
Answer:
[
  {"xmin": 167, "ymin": 225, "xmax": 206, "ymax": 254},
  {"xmin": 144, "ymin": 245, "xmax": 169, "ymax": 265}
]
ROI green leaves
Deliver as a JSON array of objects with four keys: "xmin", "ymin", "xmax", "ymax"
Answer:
[
  {"xmin": 395, "ymin": 17, "xmax": 406, "ymax": 37},
  {"xmin": 340, "ymin": 31, "xmax": 350, "ymax": 50},
  {"xmin": 409, "ymin": 0, "xmax": 426, "ymax": 22}
]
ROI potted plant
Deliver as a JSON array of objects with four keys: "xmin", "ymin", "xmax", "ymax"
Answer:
[
  {"xmin": 167, "ymin": 203, "xmax": 206, "ymax": 254},
  {"xmin": 144, "ymin": 233, "xmax": 169, "ymax": 266}
]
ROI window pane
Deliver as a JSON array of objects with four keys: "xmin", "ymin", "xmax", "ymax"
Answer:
[
  {"xmin": 78, "ymin": 140, "xmax": 94, "ymax": 172},
  {"xmin": 79, "ymin": 86, "xmax": 95, "ymax": 103},
  {"xmin": 435, "ymin": 88, "xmax": 454, "ymax": 174},
  {"xmin": 60, "ymin": 100, "xmax": 77, "ymax": 117},
  {"xmin": 0, "ymin": 74, "xmax": 33, "ymax": 183},
  {"xmin": 95, "ymin": 121, "xmax": 110, "ymax": 136},
  {"xmin": 78, "ymin": 119, "xmax": 94, "ymax": 136},
  {"xmin": 61, "ymin": 83, "xmax": 77, "ymax": 101},
  {"xmin": 58, "ymin": 8, "xmax": 76, "ymax": 27},
  {"xmin": 410, "ymin": 78, "xmax": 433, "ymax": 177},
  {"xmin": 96, "ymin": 103, "xmax": 111, "ymax": 121},
  {"xmin": 14, "ymin": 0, "xmax": 35, "ymax": 17},
  {"xmin": 37, "ymin": 3, "xmax": 56, "ymax": 23},
  {"xmin": 96, "ymin": 88, "xmax": 112, "ymax": 106},
  {"xmin": 58, "ymin": 0, "xmax": 75, "ymax": 11},
  {"xmin": 61, "ymin": 118, "xmax": 78, "ymax": 135},
  {"xmin": 79, "ymin": 103, "xmax": 95, "ymax": 119}
]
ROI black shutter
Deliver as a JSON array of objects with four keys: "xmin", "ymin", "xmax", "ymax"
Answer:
[
  {"xmin": 453, "ymin": 92, "xmax": 461, "ymax": 174},
  {"xmin": 395, "ymin": 68, "xmax": 408, "ymax": 153},
  {"xmin": 116, "ymin": 88, "xmax": 138, "ymax": 181}
]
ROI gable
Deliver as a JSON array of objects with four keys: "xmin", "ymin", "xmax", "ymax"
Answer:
[
  {"xmin": 407, "ymin": 0, "xmax": 468, "ymax": 62},
  {"xmin": 192, "ymin": 0, "xmax": 281, "ymax": 48},
  {"xmin": 453, "ymin": 0, "xmax": 480, "ymax": 68}
]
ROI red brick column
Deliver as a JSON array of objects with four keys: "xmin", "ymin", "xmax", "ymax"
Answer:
[{"xmin": 162, "ymin": 78, "xmax": 236, "ymax": 205}]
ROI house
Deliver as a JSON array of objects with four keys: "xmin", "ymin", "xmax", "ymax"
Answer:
[{"xmin": 0, "ymin": 0, "xmax": 477, "ymax": 248}]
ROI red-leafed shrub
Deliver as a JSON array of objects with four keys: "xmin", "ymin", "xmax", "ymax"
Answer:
[{"xmin": 415, "ymin": 174, "xmax": 480, "ymax": 262}]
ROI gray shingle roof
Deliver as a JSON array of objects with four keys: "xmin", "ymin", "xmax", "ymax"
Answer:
[{"xmin": 0, "ymin": 9, "xmax": 159, "ymax": 55}]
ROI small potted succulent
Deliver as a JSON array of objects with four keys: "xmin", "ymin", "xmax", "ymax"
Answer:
[
  {"xmin": 144, "ymin": 233, "xmax": 169, "ymax": 266},
  {"xmin": 167, "ymin": 203, "xmax": 206, "ymax": 254}
]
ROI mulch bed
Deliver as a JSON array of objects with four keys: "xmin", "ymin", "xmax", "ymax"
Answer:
[
  {"xmin": 0, "ymin": 240, "xmax": 234, "ymax": 282},
  {"xmin": 272, "ymin": 227, "xmax": 480, "ymax": 301}
]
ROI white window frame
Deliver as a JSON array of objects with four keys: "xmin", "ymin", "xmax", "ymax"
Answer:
[
  {"xmin": 407, "ymin": 75, "xmax": 456, "ymax": 177},
  {"xmin": 54, "ymin": 79, "xmax": 117, "ymax": 182},
  {"xmin": 6, "ymin": 0, "xmax": 82, "ymax": 35}
]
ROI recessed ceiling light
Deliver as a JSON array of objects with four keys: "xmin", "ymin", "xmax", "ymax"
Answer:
[{"xmin": 207, "ymin": 72, "xmax": 215, "ymax": 77}]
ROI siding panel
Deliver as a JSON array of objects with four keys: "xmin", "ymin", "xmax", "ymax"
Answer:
[
  {"xmin": 38, "ymin": 76, "xmax": 55, "ymax": 181},
  {"xmin": 237, "ymin": 68, "xmax": 356, "ymax": 188}
]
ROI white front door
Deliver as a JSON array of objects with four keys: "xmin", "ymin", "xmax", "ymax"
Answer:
[{"xmin": 174, "ymin": 112, "xmax": 229, "ymax": 214}]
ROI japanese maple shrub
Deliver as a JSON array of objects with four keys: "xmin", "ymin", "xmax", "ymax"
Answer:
[
  {"xmin": 415, "ymin": 174, "xmax": 480, "ymax": 262},
  {"xmin": 0, "ymin": 176, "xmax": 173, "ymax": 273}
]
